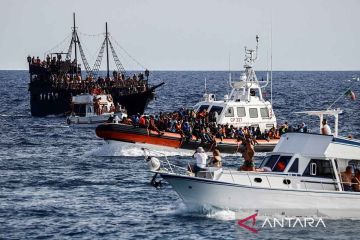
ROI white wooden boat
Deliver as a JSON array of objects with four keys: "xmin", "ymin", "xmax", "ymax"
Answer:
[
  {"xmin": 66, "ymin": 94, "xmax": 127, "ymax": 124},
  {"xmin": 147, "ymin": 110, "xmax": 360, "ymax": 218}
]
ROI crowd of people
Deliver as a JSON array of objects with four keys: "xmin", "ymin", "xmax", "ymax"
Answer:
[
  {"xmin": 29, "ymin": 55, "xmax": 149, "ymax": 95},
  {"xmin": 119, "ymin": 108, "xmax": 310, "ymax": 144}
]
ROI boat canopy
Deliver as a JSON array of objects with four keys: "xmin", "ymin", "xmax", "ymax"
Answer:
[
  {"xmin": 72, "ymin": 94, "xmax": 93, "ymax": 104},
  {"xmin": 274, "ymin": 132, "xmax": 360, "ymax": 160}
]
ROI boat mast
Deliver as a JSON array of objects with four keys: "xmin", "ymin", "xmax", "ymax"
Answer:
[
  {"xmin": 270, "ymin": 19, "xmax": 273, "ymax": 105},
  {"xmin": 73, "ymin": 13, "xmax": 78, "ymax": 75},
  {"xmin": 105, "ymin": 22, "xmax": 110, "ymax": 78}
]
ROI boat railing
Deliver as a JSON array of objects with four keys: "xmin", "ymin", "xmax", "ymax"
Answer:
[{"xmin": 142, "ymin": 148, "xmax": 188, "ymax": 175}]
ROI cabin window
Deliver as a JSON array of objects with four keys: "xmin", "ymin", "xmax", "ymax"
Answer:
[
  {"xmin": 272, "ymin": 156, "xmax": 292, "ymax": 172},
  {"xmin": 73, "ymin": 104, "xmax": 86, "ymax": 117},
  {"xmin": 209, "ymin": 106, "xmax": 223, "ymax": 116},
  {"xmin": 288, "ymin": 158, "xmax": 299, "ymax": 173},
  {"xmin": 225, "ymin": 107, "xmax": 234, "ymax": 117},
  {"xmin": 249, "ymin": 108, "xmax": 258, "ymax": 118},
  {"xmin": 237, "ymin": 107, "xmax": 246, "ymax": 117},
  {"xmin": 262, "ymin": 155, "xmax": 280, "ymax": 169},
  {"xmin": 198, "ymin": 105, "xmax": 209, "ymax": 112},
  {"xmin": 303, "ymin": 159, "xmax": 334, "ymax": 178},
  {"xmin": 348, "ymin": 160, "xmax": 360, "ymax": 170},
  {"xmin": 260, "ymin": 108, "xmax": 270, "ymax": 118}
]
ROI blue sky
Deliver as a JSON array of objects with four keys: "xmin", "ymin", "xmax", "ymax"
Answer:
[{"xmin": 0, "ymin": 0, "xmax": 359, "ymax": 70}]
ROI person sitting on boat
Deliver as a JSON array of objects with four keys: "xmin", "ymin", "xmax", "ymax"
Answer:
[
  {"xmin": 148, "ymin": 115, "xmax": 163, "ymax": 136},
  {"xmin": 341, "ymin": 166, "xmax": 353, "ymax": 191},
  {"xmin": 107, "ymin": 114, "xmax": 114, "ymax": 123},
  {"xmin": 114, "ymin": 114, "xmax": 120, "ymax": 124},
  {"xmin": 321, "ymin": 119, "xmax": 332, "ymax": 135},
  {"xmin": 139, "ymin": 115, "xmax": 147, "ymax": 128},
  {"xmin": 131, "ymin": 114, "xmax": 140, "ymax": 126},
  {"xmin": 189, "ymin": 147, "xmax": 208, "ymax": 174},
  {"xmin": 182, "ymin": 120, "xmax": 192, "ymax": 141},
  {"xmin": 352, "ymin": 169, "xmax": 360, "ymax": 192},
  {"xmin": 209, "ymin": 149, "xmax": 222, "ymax": 168},
  {"xmin": 239, "ymin": 137, "xmax": 256, "ymax": 171},
  {"xmin": 109, "ymin": 103, "xmax": 116, "ymax": 113}
]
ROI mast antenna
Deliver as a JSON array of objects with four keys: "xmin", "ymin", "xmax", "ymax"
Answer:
[
  {"xmin": 228, "ymin": 53, "xmax": 231, "ymax": 95},
  {"xmin": 204, "ymin": 77, "xmax": 207, "ymax": 94},
  {"xmin": 270, "ymin": 18, "xmax": 273, "ymax": 105},
  {"xmin": 73, "ymin": 13, "xmax": 78, "ymax": 74},
  {"xmin": 105, "ymin": 22, "xmax": 110, "ymax": 78}
]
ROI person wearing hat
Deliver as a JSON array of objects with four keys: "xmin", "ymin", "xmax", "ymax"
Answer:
[
  {"xmin": 210, "ymin": 149, "xmax": 222, "ymax": 168},
  {"xmin": 191, "ymin": 147, "xmax": 208, "ymax": 173}
]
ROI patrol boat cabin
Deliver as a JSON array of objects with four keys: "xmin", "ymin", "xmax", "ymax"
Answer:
[{"xmin": 193, "ymin": 36, "xmax": 276, "ymax": 132}]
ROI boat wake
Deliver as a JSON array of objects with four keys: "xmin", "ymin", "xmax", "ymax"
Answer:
[
  {"xmin": 164, "ymin": 202, "xmax": 360, "ymax": 221},
  {"xmin": 88, "ymin": 141, "xmax": 194, "ymax": 157}
]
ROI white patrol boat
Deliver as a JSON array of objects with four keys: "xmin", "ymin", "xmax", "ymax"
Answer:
[
  {"xmin": 147, "ymin": 109, "xmax": 360, "ymax": 218},
  {"xmin": 193, "ymin": 36, "xmax": 276, "ymax": 132},
  {"xmin": 66, "ymin": 93, "xmax": 127, "ymax": 124}
]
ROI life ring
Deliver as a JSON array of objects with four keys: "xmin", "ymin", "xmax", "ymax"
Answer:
[{"xmin": 107, "ymin": 95, "xmax": 113, "ymax": 102}]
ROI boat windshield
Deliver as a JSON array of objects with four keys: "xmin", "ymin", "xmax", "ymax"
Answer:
[
  {"xmin": 197, "ymin": 105, "xmax": 209, "ymax": 112},
  {"xmin": 209, "ymin": 106, "xmax": 223, "ymax": 116},
  {"xmin": 261, "ymin": 155, "xmax": 292, "ymax": 172}
]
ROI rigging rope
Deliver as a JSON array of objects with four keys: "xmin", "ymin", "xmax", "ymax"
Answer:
[
  {"xmin": 108, "ymin": 39, "xmax": 126, "ymax": 75},
  {"xmin": 44, "ymin": 34, "xmax": 72, "ymax": 56},
  {"xmin": 109, "ymin": 34, "xmax": 147, "ymax": 70},
  {"xmin": 78, "ymin": 31, "xmax": 104, "ymax": 37},
  {"xmin": 92, "ymin": 39, "xmax": 106, "ymax": 76}
]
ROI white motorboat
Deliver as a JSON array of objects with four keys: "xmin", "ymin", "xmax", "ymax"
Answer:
[
  {"xmin": 66, "ymin": 93, "xmax": 127, "ymax": 124},
  {"xmin": 147, "ymin": 110, "xmax": 360, "ymax": 218},
  {"xmin": 193, "ymin": 36, "xmax": 276, "ymax": 132}
]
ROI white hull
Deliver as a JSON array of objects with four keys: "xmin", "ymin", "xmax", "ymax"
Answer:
[
  {"xmin": 161, "ymin": 173, "xmax": 360, "ymax": 218},
  {"xmin": 67, "ymin": 115, "xmax": 111, "ymax": 124}
]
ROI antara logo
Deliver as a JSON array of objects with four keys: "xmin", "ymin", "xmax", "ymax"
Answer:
[
  {"xmin": 237, "ymin": 213, "xmax": 258, "ymax": 233},
  {"xmin": 237, "ymin": 213, "xmax": 326, "ymax": 233}
]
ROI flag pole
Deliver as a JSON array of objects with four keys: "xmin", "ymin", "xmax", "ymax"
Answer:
[{"xmin": 327, "ymin": 84, "xmax": 354, "ymax": 110}]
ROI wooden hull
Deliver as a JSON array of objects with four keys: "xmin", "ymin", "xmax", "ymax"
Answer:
[{"xmin": 95, "ymin": 123, "xmax": 278, "ymax": 153}]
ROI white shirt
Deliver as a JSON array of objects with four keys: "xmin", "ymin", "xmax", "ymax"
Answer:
[
  {"xmin": 114, "ymin": 115, "xmax": 120, "ymax": 123},
  {"xmin": 194, "ymin": 152, "xmax": 208, "ymax": 168},
  {"xmin": 322, "ymin": 124, "xmax": 332, "ymax": 135}
]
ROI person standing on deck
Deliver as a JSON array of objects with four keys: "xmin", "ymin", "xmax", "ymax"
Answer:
[{"xmin": 321, "ymin": 119, "xmax": 332, "ymax": 135}]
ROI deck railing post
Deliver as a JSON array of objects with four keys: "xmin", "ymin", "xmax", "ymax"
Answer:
[{"xmin": 229, "ymin": 170, "xmax": 235, "ymax": 183}]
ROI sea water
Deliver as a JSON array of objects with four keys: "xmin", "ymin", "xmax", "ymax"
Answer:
[{"xmin": 0, "ymin": 70, "xmax": 360, "ymax": 239}]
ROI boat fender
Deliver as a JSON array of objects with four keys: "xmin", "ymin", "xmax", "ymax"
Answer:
[
  {"xmin": 66, "ymin": 118, "xmax": 71, "ymax": 125},
  {"xmin": 146, "ymin": 156, "xmax": 161, "ymax": 171},
  {"xmin": 76, "ymin": 117, "xmax": 79, "ymax": 124}
]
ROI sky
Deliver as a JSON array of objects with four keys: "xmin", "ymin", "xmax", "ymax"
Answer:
[{"xmin": 0, "ymin": 0, "xmax": 360, "ymax": 71}]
